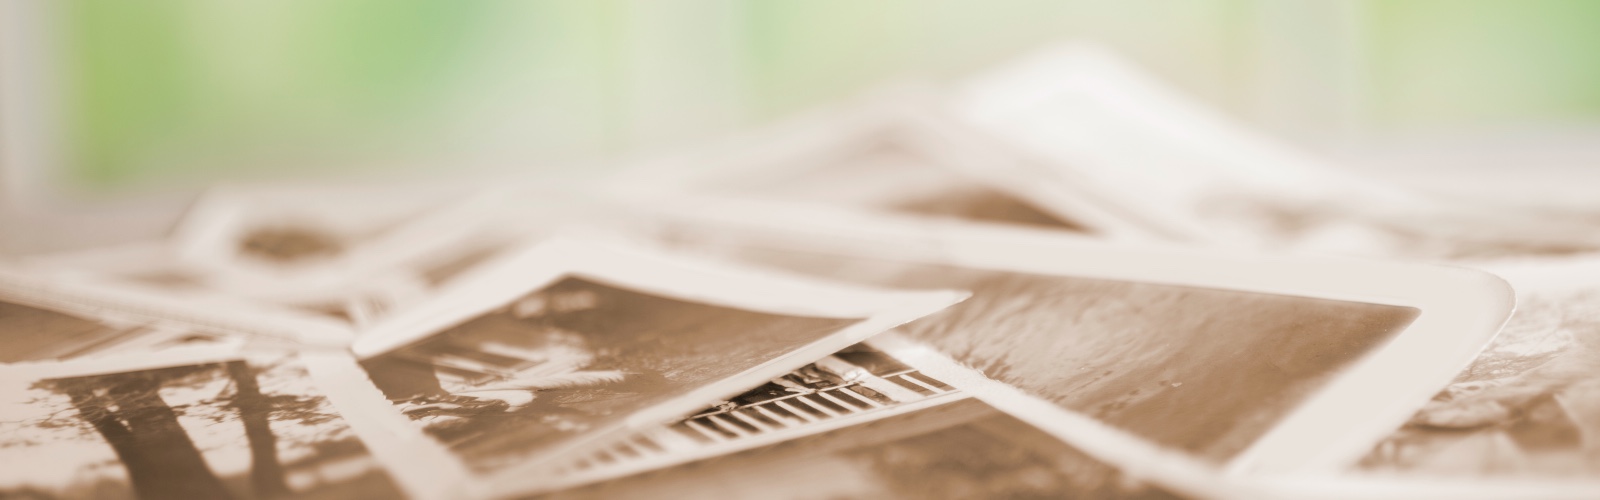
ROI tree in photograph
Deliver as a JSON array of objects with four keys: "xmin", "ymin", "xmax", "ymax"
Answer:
[
  {"xmin": 42, "ymin": 365, "xmax": 234, "ymax": 500},
  {"xmin": 5, "ymin": 359, "xmax": 362, "ymax": 499},
  {"xmin": 227, "ymin": 360, "xmax": 290, "ymax": 498}
]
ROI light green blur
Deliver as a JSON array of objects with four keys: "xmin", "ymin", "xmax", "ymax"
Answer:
[{"xmin": 51, "ymin": 0, "xmax": 1600, "ymax": 188}]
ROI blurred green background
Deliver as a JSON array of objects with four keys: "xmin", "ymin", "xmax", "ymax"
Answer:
[{"xmin": 28, "ymin": 0, "xmax": 1600, "ymax": 190}]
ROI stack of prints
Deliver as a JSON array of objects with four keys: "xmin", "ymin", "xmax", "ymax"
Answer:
[{"xmin": 3, "ymin": 43, "xmax": 1596, "ymax": 499}]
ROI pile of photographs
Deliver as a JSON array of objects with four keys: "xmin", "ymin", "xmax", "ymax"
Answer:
[{"xmin": 4, "ymin": 43, "xmax": 1599, "ymax": 499}]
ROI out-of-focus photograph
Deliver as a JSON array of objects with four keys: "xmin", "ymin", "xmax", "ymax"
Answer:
[{"xmin": 2, "ymin": 1, "xmax": 1598, "ymax": 499}]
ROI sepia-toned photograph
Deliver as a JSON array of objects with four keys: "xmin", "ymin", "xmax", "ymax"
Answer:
[
  {"xmin": 639, "ymin": 206, "xmax": 1509, "ymax": 471},
  {"xmin": 0, "ymin": 269, "xmax": 354, "ymax": 350},
  {"xmin": 1, "ymin": 297, "xmax": 183, "ymax": 363},
  {"xmin": 327, "ymin": 240, "xmax": 964, "ymax": 491},
  {"xmin": 1360, "ymin": 259, "xmax": 1600, "ymax": 479},
  {"xmin": 883, "ymin": 265, "xmax": 1417, "ymax": 462},
  {"xmin": 0, "ymin": 352, "xmax": 402, "ymax": 499},
  {"xmin": 957, "ymin": 44, "xmax": 1600, "ymax": 259},
  {"xmin": 613, "ymin": 99, "xmax": 1110, "ymax": 235},
  {"xmin": 32, "ymin": 184, "xmax": 556, "ymax": 330},
  {"xmin": 541, "ymin": 397, "xmax": 1196, "ymax": 500},
  {"xmin": 535, "ymin": 342, "xmax": 972, "ymax": 491},
  {"xmin": 356, "ymin": 276, "xmax": 859, "ymax": 474},
  {"xmin": 697, "ymin": 137, "xmax": 1088, "ymax": 232},
  {"xmin": 147, "ymin": 186, "xmax": 519, "ymax": 327},
  {"xmin": 172, "ymin": 184, "xmax": 490, "ymax": 271},
  {"xmin": 0, "ymin": 286, "xmax": 233, "ymax": 363}
]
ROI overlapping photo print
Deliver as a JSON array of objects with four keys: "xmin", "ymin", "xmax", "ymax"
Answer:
[
  {"xmin": 313, "ymin": 240, "xmax": 964, "ymax": 496},
  {"xmin": 634, "ymin": 201, "xmax": 1513, "ymax": 475}
]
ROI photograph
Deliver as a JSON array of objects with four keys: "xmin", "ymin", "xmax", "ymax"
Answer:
[
  {"xmin": 171, "ymin": 183, "xmax": 489, "ymax": 270},
  {"xmin": 609, "ymin": 94, "xmax": 1135, "ymax": 237},
  {"xmin": 539, "ymin": 341, "xmax": 972, "ymax": 491},
  {"xmin": 0, "ymin": 351, "xmax": 402, "ymax": 500},
  {"xmin": 867, "ymin": 259, "xmax": 1417, "ymax": 463},
  {"xmin": 0, "ymin": 296, "xmax": 225, "ymax": 363},
  {"xmin": 325, "ymin": 239, "xmax": 965, "ymax": 491},
  {"xmin": 0, "ymin": 279, "xmax": 242, "ymax": 363},
  {"xmin": 357, "ymin": 275, "xmax": 857, "ymax": 475},
  {"xmin": 704, "ymin": 136, "xmax": 1083, "ymax": 231},
  {"xmin": 0, "ymin": 267, "xmax": 352, "ymax": 349},
  {"xmin": 632, "ymin": 202, "xmax": 1512, "ymax": 473},
  {"xmin": 21, "ymin": 183, "xmax": 560, "ymax": 330},
  {"xmin": 666, "ymin": 242, "xmax": 1403, "ymax": 464},
  {"xmin": 953, "ymin": 43, "xmax": 1600, "ymax": 259},
  {"xmin": 153, "ymin": 184, "xmax": 518, "ymax": 326},
  {"xmin": 1358, "ymin": 257, "xmax": 1600, "ymax": 480},
  {"xmin": 537, "ymin": 397, "xmax": 1202, "ymax": 500}
]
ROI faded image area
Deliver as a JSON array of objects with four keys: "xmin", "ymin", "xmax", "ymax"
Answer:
[
  {"xmin": 0, "ymin": 297, "xmax": 224, "ymax": 363},
  {"xmin": 545, "ymin": 398, "xmax": 1186, "ymax": 500},
  {"xmin": 0, "ymin": 356, "xmax": 400, "ymax": 499},
  {"xmin": 671, "ymin": 245, "xmax": 1419, "ymax": 461},
  {"xmin": 355, "ymin": 276, "xmax": 860, "ymax": 473}
]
